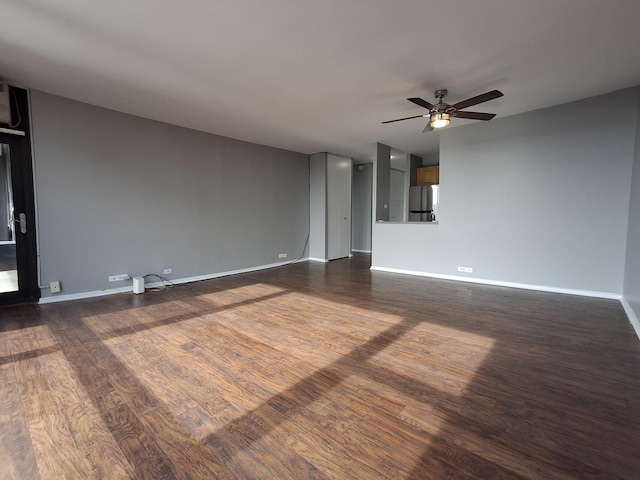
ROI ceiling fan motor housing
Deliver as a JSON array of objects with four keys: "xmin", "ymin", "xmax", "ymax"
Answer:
[
  {"xmin": 434, "ymin": 89, "xmax": 448, "ymax": 100},
  {"xmin": 433, "ymin": 89, "xmax": 454, "ymax": 115}
]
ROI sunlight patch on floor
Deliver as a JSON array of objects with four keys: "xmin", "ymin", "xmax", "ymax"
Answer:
[
  {"xmin": 367, "ymin": 325, "xmax": 496, "ymax": 397},
  {"xmin": 102, "ymin": 332, "xmax": 278, "ymax": 442},
  {"xmin": 87, "ymin": 286, "xmax": 495, "ymax": 455},
  {"xmin": 195, "ymin": 282, "xmax": 289, "ymax": 307},
  {"xmin": 82, "ymin": 283, "xmax": 290, "ymax": 340},
  {"xmin": 94, "ymin": 288, "xmax": 410, "ymax": 444},
  {"xmin": 0, "ymin": 324, "xmax": 57, "ymax": 358},
  {"xmin": 211, "ymin": 290, "xmax": 409, "ymax": 369},
  {"xmin": 15, "ymin": 350, "xmax": 134, "ymax": 478}
]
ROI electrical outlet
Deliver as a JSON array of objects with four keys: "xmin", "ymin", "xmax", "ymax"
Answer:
[
  {"xmin": 163, "ymin": 268, "xmax": 172, "ymax": 275},
  {"xmin": 457, "ymin": 266, "xmax": 473, "ymax": 273},
  {"xmin": 278, "ymin": 253, "xmax": 287, "ymax": 259},
  {"xmin": 108, "ymin": 274, "xmax": 130, "ymax": 282},
  {"xmin": 50, "ymin": 281, "xmax": 61, "ymax": 293}
]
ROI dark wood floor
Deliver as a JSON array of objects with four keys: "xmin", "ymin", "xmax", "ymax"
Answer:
[{"xmin": 1, "ymin": 254, "xmax": 640, "ymax": 479}]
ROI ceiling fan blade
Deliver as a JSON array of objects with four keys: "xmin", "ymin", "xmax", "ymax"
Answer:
[
  {"xmin": 422, "ymin": 123, "xmax": 434, "ymax": 133},
  {"xmin": 381, "ymin": 114, "xmax": 428, "ymax": 124},
  {"xmin": 454, "ymin": 111, "xmax": 496, "ymax": 121},
  {"xmin": 408, "ymin": 97, "xmax": 436, "ymax": 110},
  {"xmin": 451, "ymin": 90, "xmax": 503, "ymax": 111}
]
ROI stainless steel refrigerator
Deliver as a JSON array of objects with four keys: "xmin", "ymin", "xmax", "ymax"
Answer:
[{"xmin": 409, "ymin": 185, "xmax": 436, "ymax": 222}]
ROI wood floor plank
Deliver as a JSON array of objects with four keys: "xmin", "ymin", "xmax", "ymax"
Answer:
[
  {"xmin": 139, "ymin": 406, "xmax": 239, "ymax": 479},
  {"xmin": 23, "ymin": 390, "xmax": 97, "ymax": 479},
  {"xmin": 0, "ymin": 363, "xmax": 40, "ymax": 480},
  {"xmin": 102, "ymin": 403, "xmax": 179, "ymax": 480}
]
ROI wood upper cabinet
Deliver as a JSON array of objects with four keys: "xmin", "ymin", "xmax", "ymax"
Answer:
[{"xmin": 417, "ymin": 166, "xmax": 439, "ymax": 185}]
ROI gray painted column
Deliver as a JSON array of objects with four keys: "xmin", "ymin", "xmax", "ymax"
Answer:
[
  {"xmin": 309, "ymin": 153, "xmax": 328, "ymax": 260},
  {"xmin": 375, "ymin": 143, "xmax": 390, "ymax": 221},
  {"xmin": 352, "ymin": 164, "xmax": 372, "ymax": 252}
]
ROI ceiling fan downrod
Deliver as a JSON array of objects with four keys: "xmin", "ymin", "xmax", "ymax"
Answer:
[{"xmin": 434, "ymin": 89, "xmax": 448, "ymax": 104}]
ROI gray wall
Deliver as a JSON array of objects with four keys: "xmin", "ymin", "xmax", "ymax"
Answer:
[
  {"xmin": 389, "ymin": 169, "xmax": 405, "ymax": 222},
  {"xmin": 409, "ymin": 154, "xmax": 421, "ymax": 186},
  {"xmin": 624, "ymin": 90, "xmax": 640, "ymax": 322},
  {"xmin": 31, "ymin": 91, "xmax": 309, "ymax": 297},
  {"xmin": 373, "ymin": 88, "xmax": 638, "ymax": 295},
  {"xmin": 351, "ymin": 164, "xmax": 372, "ymax": 252},
  {"xmin": 422, "ymin": 153, "xmax": 439, "ymax": 167}
]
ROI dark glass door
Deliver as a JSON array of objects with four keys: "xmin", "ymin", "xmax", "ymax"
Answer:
[
  {"xmin": 0, "ymin": 86, "xmax": 39, "ymax": 304},
  {"xmin": 0, "ymin": 140, "xmax": 19, "ymax": 294}
]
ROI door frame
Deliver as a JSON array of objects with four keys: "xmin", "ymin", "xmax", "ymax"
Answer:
[{"xmin": 0, "ymin": 86, "xmax": 39, "ymax": 304}]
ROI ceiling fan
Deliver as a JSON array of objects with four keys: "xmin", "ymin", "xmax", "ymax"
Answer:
[{"xmin": 382, "ymin": 89, "xmax": 504, "ymax": 132}]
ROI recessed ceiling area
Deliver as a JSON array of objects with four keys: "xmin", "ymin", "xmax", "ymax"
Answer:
[{"xmin": 2, "ymin": 0, "xmax": 640, "ymax": 161}]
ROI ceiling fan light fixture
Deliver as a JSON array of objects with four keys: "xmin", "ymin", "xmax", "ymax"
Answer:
[{"xmin": 430, "ymin": 112, "xmax": 450, "ymax": 129}]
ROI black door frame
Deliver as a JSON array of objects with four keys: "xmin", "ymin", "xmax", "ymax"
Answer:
[{"xmin": 0, "ymin": 85, "xmax": 39, "ymax": 304}]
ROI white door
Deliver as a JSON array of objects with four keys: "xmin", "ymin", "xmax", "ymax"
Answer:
[{"xmin": 327, "ymin": 155, "xmax": 352, "ymax": 260}]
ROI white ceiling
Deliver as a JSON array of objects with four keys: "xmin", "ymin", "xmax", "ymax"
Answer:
[{"xmin": 2, "ymin": 0, "xmax": 640, "ymax": 161}]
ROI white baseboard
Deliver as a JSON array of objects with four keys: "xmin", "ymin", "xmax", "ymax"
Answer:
[
  {"xmin": 310, "ymin": 256, "xmax": 357, "ymax": 262},
  {"xmin": 38, "ymin": 287, "xmax": 133, "ymax": 304},
  {"xmin": 308, "ymin": 257, "xmax": 329, "ymax": 263},
  {"xmin": 38, "ymin": 258, "xmax": 308, "ymax": 304},
  {"xmin": 621, "ymin": 298, "xmax": 640, "ymax": 341},
  {"xmin": 369, "ymin": 266, "xmax": 622, "ymax": 300},
  {"xmin": 351, "ymin": 249, "xmax": 372, "ymax": 254}
]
